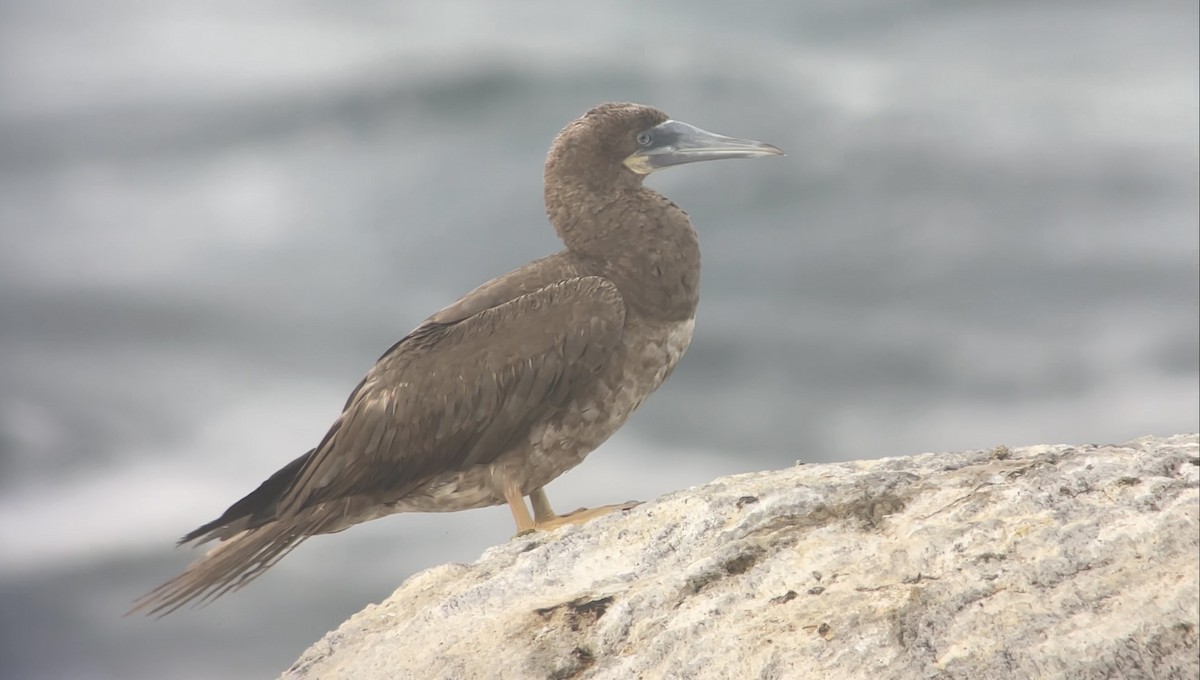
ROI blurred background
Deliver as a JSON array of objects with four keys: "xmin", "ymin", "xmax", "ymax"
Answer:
[{"xmin": 1, "ymin": 1, "xmax": 1196, "ymax": 678}]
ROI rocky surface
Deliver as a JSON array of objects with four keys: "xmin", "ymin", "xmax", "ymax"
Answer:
[{"xmin": 281, "ymin": 434, "xmax": 1199, "ymax": 680}]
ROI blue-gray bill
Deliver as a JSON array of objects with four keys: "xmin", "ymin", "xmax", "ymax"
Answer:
[{"xmin": 623, "ymin": 120, "xmax": 784, "ymax": 175}]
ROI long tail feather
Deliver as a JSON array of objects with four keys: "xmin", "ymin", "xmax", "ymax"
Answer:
[{"xmin": 127, "ymin": 520, "xmax": 315, "ymax": 617}]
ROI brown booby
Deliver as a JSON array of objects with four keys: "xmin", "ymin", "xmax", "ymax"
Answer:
[{"xmin": 131, "ymin": 102, "xmax": 782, "ymax": 616}]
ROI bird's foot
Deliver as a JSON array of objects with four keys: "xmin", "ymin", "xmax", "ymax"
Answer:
[{"xmin": 533, "ymin": 501, "xmax": 641, "ymax": 531}]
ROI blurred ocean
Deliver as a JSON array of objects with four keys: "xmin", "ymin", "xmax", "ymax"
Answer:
[{"xmin": 1, "ymin": 1, "xmax": 1196, "ymax": 678}]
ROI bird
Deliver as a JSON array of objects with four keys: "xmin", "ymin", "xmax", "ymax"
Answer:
[{"xmin": 130, "ymin": 102, "xmax": 782, "ymax": 616}]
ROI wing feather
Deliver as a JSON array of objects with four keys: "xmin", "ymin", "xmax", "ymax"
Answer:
[{"xmin": 276, "ymin": 275, "xmax": 625, "ymax": 515}]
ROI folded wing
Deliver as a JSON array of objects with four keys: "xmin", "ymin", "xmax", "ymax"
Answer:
[{"xmin": 279, "ymin": 274, "xmax": 627, "ymax": 514}]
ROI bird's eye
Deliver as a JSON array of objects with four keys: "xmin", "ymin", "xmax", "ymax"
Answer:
[{"xmin": 636, "ymin": 132, "xmax": 653, "ymax": 147}]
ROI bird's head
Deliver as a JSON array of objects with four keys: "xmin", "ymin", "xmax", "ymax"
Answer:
[
  {"xmin": 546, "ymin": 102, "xmax": 783, "ymax": 193},
  {"xmin": 544, "ymin": 103, "xmax": 782, "ymax": 253}
]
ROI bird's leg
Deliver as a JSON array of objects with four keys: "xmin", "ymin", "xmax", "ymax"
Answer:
[
  {"xmin": 527, "ymin": 487, "xmax": 641, "ymax": 530},
  {"xmin": 529, "ymin": 487, "xmax": 560, "ymax": 524},
  {"xmin": 502, "ymin": 480, "xmax": 536, "ymax": 534}
]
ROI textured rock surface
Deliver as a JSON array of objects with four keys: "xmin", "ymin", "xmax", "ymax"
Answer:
[{"xmin": 282, "ymin": 434, "xmax": 1199, "ymax": 680}]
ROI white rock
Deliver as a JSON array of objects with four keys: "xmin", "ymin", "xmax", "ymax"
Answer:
[{"xmin": 282, "ymin": 434, "xmax": 1199, "ymax": 680}]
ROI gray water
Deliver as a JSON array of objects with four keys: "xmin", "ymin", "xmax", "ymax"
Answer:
[{"xmin": 1, "ymin": 1, "xmax": 1196, "ymax": 678}]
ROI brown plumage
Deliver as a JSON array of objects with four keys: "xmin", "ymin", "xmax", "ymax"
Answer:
[{"xmin": 131, "ymin": 102, "xmax": 781, "ymax": 616}]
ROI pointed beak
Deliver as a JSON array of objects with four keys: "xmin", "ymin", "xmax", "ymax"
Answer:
[{"xmin": 623, "ymin": 120, "xmax": 784, "ymax": 174}]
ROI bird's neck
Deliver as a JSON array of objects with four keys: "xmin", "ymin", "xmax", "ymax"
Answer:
[{"xmin": 549, "ymin": 186, "xmax": 701, "ymax": 321}]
